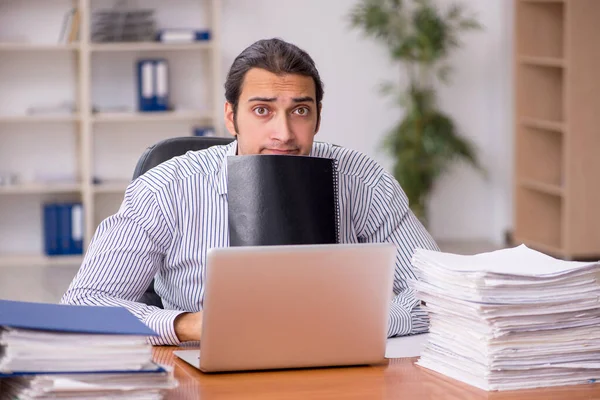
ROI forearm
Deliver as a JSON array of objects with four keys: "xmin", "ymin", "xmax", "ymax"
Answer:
[
  {"xmin": 173, "ymin": 312, "xmax": 203, "ymax": 342},
  {"xmin": 62, "ymin": 287, "xmax": 186, "ymax": 345},
  {"xmin": 387, "ymin": 290, "xmax": 430, "ymax": 337}
]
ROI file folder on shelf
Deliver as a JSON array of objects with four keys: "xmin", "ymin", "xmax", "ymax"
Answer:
[
  {"xmin": 156, "ymin": 28, "xmax": 211, "ymax": 42},
  {"xmin": 42, "ymin": 202, "xmax": 84, "ymax": 256},
  {"xmin": 136, "ymin": 59, "xmax": 169, "ymax": 112},
  {"xmin": 42, "ymin": 204, "xmax": 59, "ymax": 256},
  {"xmin": 154, "ymin": 59, "xmax": 169, "ymax": 111},
  {"xmin": 137, "ymin": 59, "xmax": 155, "ymax": 112}
]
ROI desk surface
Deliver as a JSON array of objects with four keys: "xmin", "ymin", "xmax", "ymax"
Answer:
[{"xmin": 153, "ymin": 346, "xmax": 600, "ymax": 399}]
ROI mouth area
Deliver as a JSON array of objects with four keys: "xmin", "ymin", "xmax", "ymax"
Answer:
[{"xmin": 263, "ymin": 149, "xmax": 300, "ymax": 155}]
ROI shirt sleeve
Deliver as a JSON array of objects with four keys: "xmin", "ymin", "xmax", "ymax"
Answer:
[
  {"xmin": 360, "ymin": 172, "xmax": 440, "ymax": 337},
  {"xmin": 60, "ymin": 178, "xmax": 185, "ymax": 346}
]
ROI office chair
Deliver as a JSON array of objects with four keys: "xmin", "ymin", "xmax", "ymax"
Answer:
[{"xmin": 132, "ymin": 136, "xmax": 234, "ymax": 308}]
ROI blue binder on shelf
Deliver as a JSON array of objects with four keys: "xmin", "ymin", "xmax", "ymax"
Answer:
[
  {"xmin": 43, "ymin": 204, "xmax": 60, "ymax": 256},
  {"xmin": 156, "ymin": 29, "xmax": 211, "ymax": 42},
  {"xmin": 136, "ymin": 59, "xmax": 169, "ymax": 112},
  {"xmin": 43, "ymin": 202, "xmax": 84, "ymax": 256},
  {"xmin": 154, "ymin": 59, "xmax": 169, "ymax": 111},
  {"xmin": 58, "ymin": 203, "xmax": 72, "ymax": 255},
  {"xmin": 193, "ymin": 126, "xmax": 216, "ymax": 137},
  {"xmin": 69, "ymin": 202, "xmax": 83, "ymax": 254}
]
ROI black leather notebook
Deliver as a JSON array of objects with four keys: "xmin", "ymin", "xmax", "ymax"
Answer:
[{"xmin": 227, "ymin": 155, "xmax": 340, "ymax": 247}]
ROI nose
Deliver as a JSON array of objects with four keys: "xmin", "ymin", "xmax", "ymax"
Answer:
[{"xmin": 270, "ymin": 113, "xmax": 294, "ymax": 143}]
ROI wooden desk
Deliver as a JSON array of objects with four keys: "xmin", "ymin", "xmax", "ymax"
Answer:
[{"xmin": 153, "ymin": 346, "xmax": 600, "ymax": 399}]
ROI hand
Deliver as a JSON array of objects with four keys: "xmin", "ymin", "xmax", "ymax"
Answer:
[{"xmin": 174, "ymin": 311, "xmax": 203, "ymax": 342}]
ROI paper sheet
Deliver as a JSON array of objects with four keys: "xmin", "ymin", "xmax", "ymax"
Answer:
[{"xmin": 385, "ymin": 333, "xmax": 429, "ymax": 358}]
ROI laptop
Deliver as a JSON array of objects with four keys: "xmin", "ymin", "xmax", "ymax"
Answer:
[{"xmin": 173, "ymin": 242, "xmax": 397, "ymax": 373}]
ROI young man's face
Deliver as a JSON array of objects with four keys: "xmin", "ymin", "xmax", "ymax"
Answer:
[{"xmin": 224, "ymin": 68, "xmax": 321, "ymax": 156}]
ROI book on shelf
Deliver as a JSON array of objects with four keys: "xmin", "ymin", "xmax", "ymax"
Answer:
[
  {"xmin": 137, "ymin": 59, "xmax": 169, "ymax": 112},
  {"xmin": 193, "ymin": 126, "xmax": 216, "ymax": 137},
  {"xmin": 43, "ymin": 202, "xmax": 83, "ymax": 256},
  {"xmin": 58, "ymin": 8, "xmax": 80, "ymax": 44},
  {"xmin": 156, "ymin": 28, "xmax": 211, "ymax": 43}
]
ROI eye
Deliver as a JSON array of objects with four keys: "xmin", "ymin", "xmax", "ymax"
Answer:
[
  {"xmin": 253, "ymin": 107, "xmax": 269, "ymax": 116},
  {"xmin": 294, "ymin": 107, "xmax": 309, "ymax": 116}
]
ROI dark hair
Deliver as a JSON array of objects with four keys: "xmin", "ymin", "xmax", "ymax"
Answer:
[{"xmin": 224, "ymin": 38, "xmax": 324, "ymax": 129}]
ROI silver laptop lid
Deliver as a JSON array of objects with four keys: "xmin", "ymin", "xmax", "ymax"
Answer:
[{"xmin": 198, "ymin": 243, "xmax": 397, "ymax": 372}]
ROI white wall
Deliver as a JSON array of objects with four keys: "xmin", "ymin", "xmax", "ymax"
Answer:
[
  {"xmin": 221, "ymin": 0, "xmax": 514, "ymax": 244},
  {"xmin": 427, "ymin": 0, "xmax": 514, "ymax": 243},
  {"xmin": 0, "ymin": 0, "xmax": 514, "ymax": 249}
]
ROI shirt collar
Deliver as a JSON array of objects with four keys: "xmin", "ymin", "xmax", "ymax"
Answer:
[{"xmin": 215, "ymin": 141, "xmax": 238, "ymax": 195}]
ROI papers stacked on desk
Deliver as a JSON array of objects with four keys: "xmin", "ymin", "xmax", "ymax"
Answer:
[
  {"xmin": 1, "ymin": 372, "xmax": 172, "ymax": 400},
  {"xmin": 410, "ymin": 244, "xmax": 600, "ymax": 391},
  {"xmin": 0, "ymin": 329, "xmax": 153, "ymax": 373},
  {"xmin": 0, "ymin": 300, "xmax": 177, "ymax": 399}
]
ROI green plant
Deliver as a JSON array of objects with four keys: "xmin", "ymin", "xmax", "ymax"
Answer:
[{"xmin": 349, "ymin": 0, "xmax": 484, "ymax": 223}]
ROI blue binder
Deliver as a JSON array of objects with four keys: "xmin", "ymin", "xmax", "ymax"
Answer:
[
  {"xmin": 43, "ymin": 202, "xmax": 84, "ymax": 256},
  {"xmin": 136, "ymin": 59, "xmax": 155, "ymax": 112},
  {"xmin": 156, "ymin": 29, "xmax": 211, "ymax": 42},
  {"xmin": 57, "ymin": 203, "xmax": 72, "ymax": 255},
  {"xmin": 154, "ymin": 59, "xmax": 169, "ymax": 112},
  {"xmin": 0, "ymin": 299, "xmax": 157, "ymax": 336},
  {"xmin": 69, "ymin": 202, "xmax": 84, "ymax": 255},
  {"xmin": 136, "ymin": 59, "xmax": 169, "ymax": 112},
  {"xmin": 42, "ymin": 204, "xmax": 59, "ymax": 256},
  {"xmin": 193, "ymin": 126, "xmax": 216, "ymax": 136}
]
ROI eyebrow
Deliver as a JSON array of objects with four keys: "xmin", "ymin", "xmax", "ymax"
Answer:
[{"xmin": 247, "ymin": 96, "xmax": 315, "ymax": 103}]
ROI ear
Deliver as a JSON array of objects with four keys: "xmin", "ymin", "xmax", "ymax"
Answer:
[
  {"xmin": 314, "ymin": 103, "xmax": 322, "ymax": 135},
  {"xmin": 224, "ymin": 102, "xmax": 237, "ymax": 136}
]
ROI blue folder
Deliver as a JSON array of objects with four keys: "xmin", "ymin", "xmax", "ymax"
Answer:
[
  {"xmin": 136, "ymin": 59, "xmax": 169, "ymax": 112},
  {"xmin": 0, "ymin": 300, "xmax": 157, "ymax": 336},
  {"xmin": 156, "ymin": 29, "xmax": 211, "ymax": 42},
  {"xmin": 136, "ymin": 59, "xmax": 155, "ymax": 112},
  {"xmin": 42, "ymin": 202, "xmax": 84, "ymax": 256},
  {"xmin": 57, "ymin": 203, "xmax": 72, "ymax": 255},
  {"xmin": 42, "ymin": 204, "xmax": 59, "ymax": 256},
  {"xmin": 0, "ymin": 364, "xmax": 167, "ymax": 378}
]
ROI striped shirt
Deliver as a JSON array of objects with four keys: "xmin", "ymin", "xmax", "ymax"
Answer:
[{"xmin": 61, "ymin": 141, "xmax": 440, "ymax": 345}]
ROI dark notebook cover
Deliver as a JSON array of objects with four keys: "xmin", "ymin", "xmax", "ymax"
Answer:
[{"xmin": 227, "ymin": 155, "xmax": 339, "ymax": 246}]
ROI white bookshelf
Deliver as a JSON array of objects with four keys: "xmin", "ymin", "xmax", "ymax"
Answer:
[
  {"xmin": 91, "ymin": 110, "xmax": 213, "ymax": 123},
  {"xmin": 0, "ymin": 43, "xmax": 80, "ymax": 51},
  {"xmin": 0, "ymin": 0, "xmax": 222, "ymax": 267},
  {"xmin": 0, "ymin": 183, "xmax": 83, "ymax": 195},
  {"xmin": 0, "ymin": 114, "xmax": 80, "ymax": 123},
  {"xmin": 90, "ymin": 42, "xmax": 212, "ymax": 52}
]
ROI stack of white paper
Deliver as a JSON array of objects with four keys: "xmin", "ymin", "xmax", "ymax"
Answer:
[
  {"xmin": 410, "ymin": 244, "xmax": 600, "ymax": 391},
  {"xmin": 0, "ymin": 328, "xmax": 177, "ymax": 399},
  {"xmin": 0, "ymin": 328, "xmax": 154, "ymax": 373},
  {"xmin": 0, "ymin": 371, "xmax": 176, "ymax": 400},
  {"xmin": 0, "ymin": 301, "xmax": 178, "ymax": 399}
]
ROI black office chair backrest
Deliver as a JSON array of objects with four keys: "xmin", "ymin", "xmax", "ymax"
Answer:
[
  {"xmin": 132, "ymin": 136, "xmax": 234, "ymax": 180},
  {"xmin": 132, "ymin": 135, "xmax": 234, "ymax": 308}
]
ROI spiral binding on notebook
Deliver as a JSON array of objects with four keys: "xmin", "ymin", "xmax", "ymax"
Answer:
[{"xmin": 332, "ymin": 159, "xmax": 341, "ymax": 244}]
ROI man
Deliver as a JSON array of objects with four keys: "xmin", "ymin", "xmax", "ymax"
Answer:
[{"xmin": 61, "ymin": 38, "xmax": 439, "ymax": 346}]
